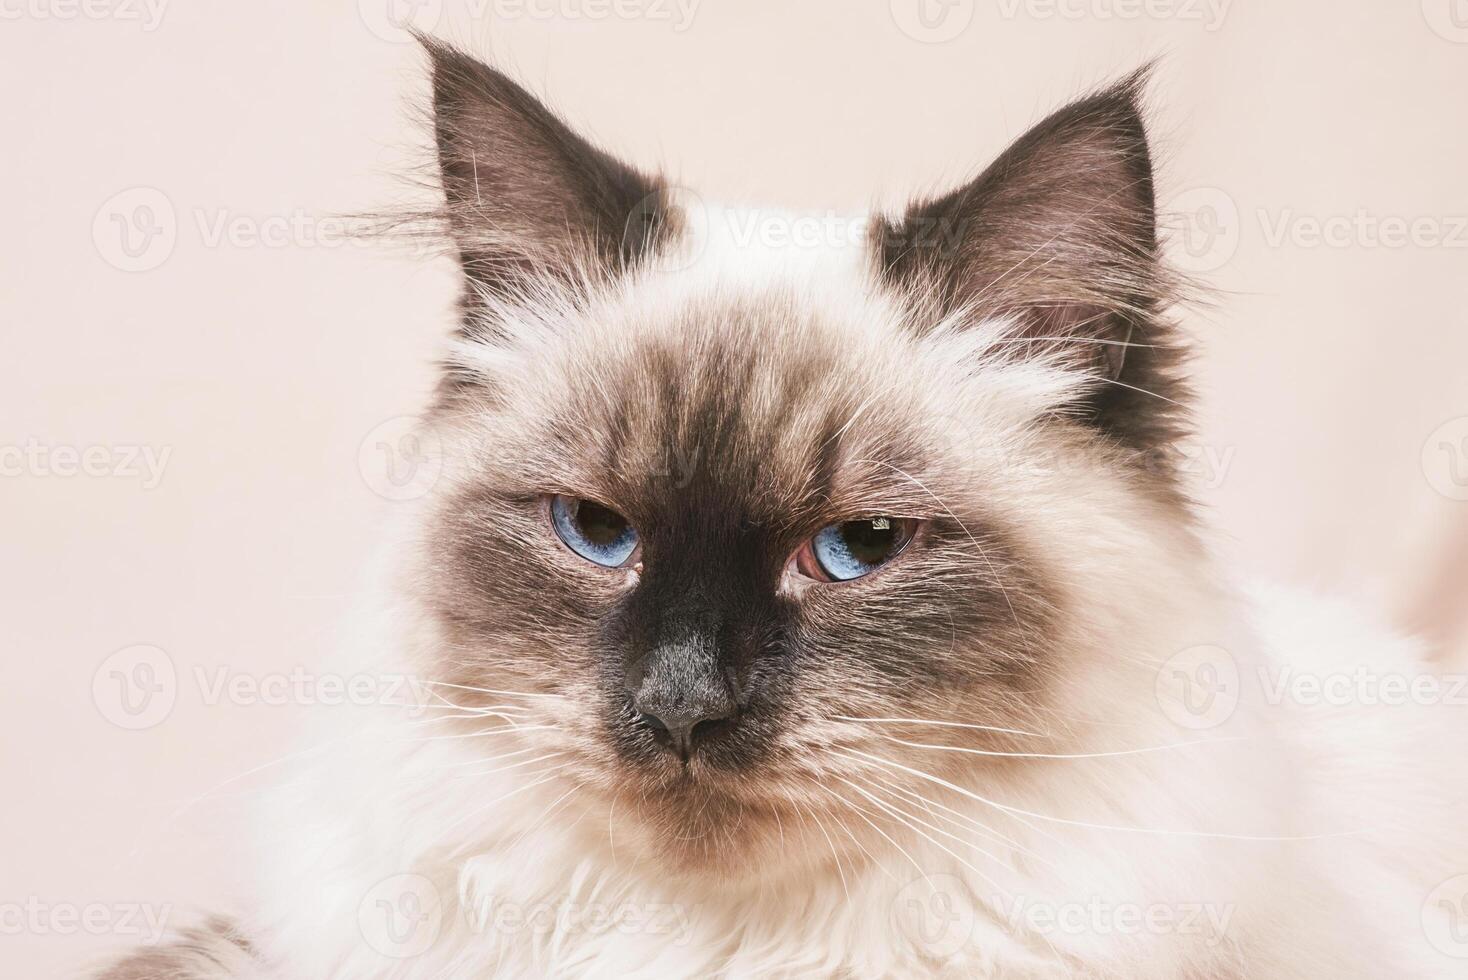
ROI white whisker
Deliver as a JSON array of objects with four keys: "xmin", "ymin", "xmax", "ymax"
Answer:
[
  {"xmin": 392, "ymin": 723, "xmax": 557, "ymax": 745},
  {"xmin": 859, "ymin": 770, "xmax": 1062, "ymax": 871},
  {"xmin": 840, "ymin": 748, "xmax": 1361, "ymax": 842},
  {"xmin": 869, "ymin": 732, "xmax": 1246, "ymax": 760},
  {"xmin": 817, "ymin": 784, "xmax": 932, "ymax": 886},
  {"xmin": 793, "ymin": 797, "xmax": 849, "ymax": 902},
  {"xmin": 832, "ymin": 715, "xmax": 1045, "ymax": 738},
  {"xmin": 838, "ymin": 776, "xmax": 1010, "ymax": 885},
  {"xmin": 446, "ymin": 750, "xmax": 568, "ymax": 781},
  {"xmin": 422, "ymin": 679, "xmax": 568, "ymax": 701}
]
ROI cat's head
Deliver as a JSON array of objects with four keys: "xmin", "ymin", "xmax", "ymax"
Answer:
[{"xmin": 409, "ymin": 39, "xmax": 1194, "ymax": 873}]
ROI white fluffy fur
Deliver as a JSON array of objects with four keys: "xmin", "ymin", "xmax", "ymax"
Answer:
[{"xmin": 152, "ymin": 209, "xmax": 1468, "ymax": 979}]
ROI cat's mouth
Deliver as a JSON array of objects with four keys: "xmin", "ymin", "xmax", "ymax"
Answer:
[{"xmin": 603, "ymin": 770, "xmax": 815, "ymax": 873}]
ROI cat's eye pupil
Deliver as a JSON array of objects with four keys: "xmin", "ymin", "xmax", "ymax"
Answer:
[
  {"xmin": 839, "ymin": 518, "xmax": 898, "ymax": 564},
  {"xmin": 574, "ymin": 501, "xmax": 627, "ymax": 546}
]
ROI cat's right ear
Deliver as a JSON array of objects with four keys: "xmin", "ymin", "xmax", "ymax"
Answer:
[
  {"xmin": 873, "ymin": 69, "xmax": 1187, "ymax": 454},
  {"xmin": 420, "ymin": 36, "xmax": 672, "ymax": 313}
]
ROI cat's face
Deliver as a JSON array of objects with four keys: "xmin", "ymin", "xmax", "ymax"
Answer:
[{"xmin": 410, "ymin": 40, "xmax": 1187, "ymax": 872}]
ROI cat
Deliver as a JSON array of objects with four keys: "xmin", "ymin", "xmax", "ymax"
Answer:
[{"xmin": 98, "ymin": 36, "xmax": 1468, "ymax": 980}]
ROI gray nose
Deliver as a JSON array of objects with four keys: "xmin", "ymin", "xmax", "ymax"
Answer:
[
  {"xmin": 626, "ymin": 639, "xmax": 738, "ymax": 757},
  {"xmin": 634, "ymin": 701, "xmax": 737, "ymax": 756}
]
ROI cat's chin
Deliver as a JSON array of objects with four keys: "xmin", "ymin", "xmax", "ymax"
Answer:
[{"xmin": 601, "ymin": 768, "xmax": 825, "ymax": 878}]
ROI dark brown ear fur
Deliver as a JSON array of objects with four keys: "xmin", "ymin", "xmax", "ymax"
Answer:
[
  {"xmin": 874, "ymin": 68, "xmax": 1188, "ymax": 455},
  {"xmin": 420, "ymin": 36, "xmax": 673, "ymax": 328}
]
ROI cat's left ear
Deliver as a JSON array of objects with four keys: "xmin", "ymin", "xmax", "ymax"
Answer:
[
  {"xmin": 420, "ymin": 36, "xmax": 671, "ymax": 310},
  {"xmin": 875, "ymin": 68, "xmax": 1184, "ymax": 450}
]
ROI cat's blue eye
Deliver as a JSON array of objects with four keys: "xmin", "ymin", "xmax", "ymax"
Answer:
[
  {"xmin": 800, "ymin": 517, "xmax": 917, "ymax": 582},
  {"xmin": 550, "ymin": 495, "xmax": 640, "ymax": 568}
]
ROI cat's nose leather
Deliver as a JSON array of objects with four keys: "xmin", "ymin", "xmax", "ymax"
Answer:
[
  {"xmin": 634, "ymin": 703, "xmax": 736, "ymax": 757},
  {"xmin": 625, "ymin": 638, "xmax": 738, "ymax": 757}
]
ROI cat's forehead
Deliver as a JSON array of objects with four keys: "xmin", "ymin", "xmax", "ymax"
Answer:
[
  {"xmin": 445, "ymin": 211, "xmax": 1082, "ymax": 520},
  {"xmin": 553, "ymin": 288, "xmax": 931, "ymax": 525}
]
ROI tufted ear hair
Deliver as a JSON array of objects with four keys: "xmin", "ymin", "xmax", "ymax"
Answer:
[
  {"xmin": 874, "ymin": 67, "xmax": 1188, "ymax": 453},
  {"xmin": 420, "ymin": 36, "xmax": 674, "ymax": 321}
]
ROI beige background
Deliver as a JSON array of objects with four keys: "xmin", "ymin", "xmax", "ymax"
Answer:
[{"xmin": 3, "ymin": 0, "xmax": 1467, "ymax": 974}]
